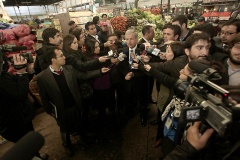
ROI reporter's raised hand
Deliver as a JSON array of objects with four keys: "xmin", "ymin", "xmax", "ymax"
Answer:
[
  {"xmin": 98, "ymin": 56, "xmax": 109, "ymax": 62},
  {"xmin": 101, "ymin": 67, "xmax": 110, "ymax": 73},
  {"xmin": 132, "ymin": 63, "xmax": 138, "ymax": 69},
  {"xmin": 144, "ymin": 64, "xmax": 151, "ymax": 72},
  {"xmin": 110, "ymin": 57, "xmax": 119, "ymax": 64},
  {"xmin": 125, "ymin": 72, "xmax": 134, "ymax": 80},
  {"xmin": 187, "ymin": 122, "xmax": 214, "ymax": 150},
  {"xmin": 141, "ymin": 55, "xmax": 150, "ymax": 63},
  {"xmin": 104, "ymin": 41, "xmax": 113, "ymax": 47}
]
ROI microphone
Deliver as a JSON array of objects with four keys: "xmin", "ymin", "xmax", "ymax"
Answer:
[
  {"xmin": 188, "ymin": 60, "xmax": 210, "ymax": 74},
  {"xmin": 138, "ymin": 43, "xmax": 160, "ymax": 56},
  {"xmin": 117, "ymin": 52, "xmax": 126, "ymax": 61},
  {"xmin": 1, "ymin": 131, "xmax": 45, "ymax": 160},
  {"xmin": 188, "ymin": 60, "xmax": 222, "ymax": 80},
  {"xmin": 136, "ymin": 55, "xmax": 145, "ymax": 65}
]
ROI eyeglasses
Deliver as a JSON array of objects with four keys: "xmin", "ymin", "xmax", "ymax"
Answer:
[
  {"xmin": 55, "ymin": 54, "xmax": 65, "ymax": 59},
  {"xmin": 221, "ymin": 31, "xmax": 237, "ymax": 36}
]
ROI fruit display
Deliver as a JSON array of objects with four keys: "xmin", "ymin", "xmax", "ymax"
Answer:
[
  {"xmin": 110, "ymin": 16, "xmax": 127, "ymax": 33},
  {"xmin": 126, "ymin": 16, "xmax": 137, "ymax": 29},
  {"xmin": 140, "ymin": 7, "xmax": 161, "ymax": 15}
]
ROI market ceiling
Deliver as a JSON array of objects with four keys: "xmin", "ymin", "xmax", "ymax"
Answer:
[{"xmin": 3, "ymin": 0, "xmax": 63, "ymax": 6}]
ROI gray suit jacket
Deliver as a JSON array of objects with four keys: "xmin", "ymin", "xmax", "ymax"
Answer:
[{"xmin": 37, "ymin": 65, "xmax": 101, "ymax": 132}]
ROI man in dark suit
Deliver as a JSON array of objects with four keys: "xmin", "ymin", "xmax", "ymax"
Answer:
[
  {"xmin": 37, "ymin": 46, "xmax": 109, "ymax": 157},
  {"xmin": 138, "ymin": 25, "xmax": 156, "ymax": 104},
  {"xmin": 118, "ymin": 29, "xmax": 149, "ymax": 127},
  {"xmin": 84, "ymin": 21, "xmax": 112, "ymax": 52}
]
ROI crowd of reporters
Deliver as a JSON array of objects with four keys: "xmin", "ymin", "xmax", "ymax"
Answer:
[{"xmin": 0, "ymin": 14, "xmax": 240, "ymax": 159}]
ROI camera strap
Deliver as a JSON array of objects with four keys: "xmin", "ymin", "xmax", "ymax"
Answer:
[{"xmin": 14, "ymin": 64, "xmax": 27, "ymax": 70}]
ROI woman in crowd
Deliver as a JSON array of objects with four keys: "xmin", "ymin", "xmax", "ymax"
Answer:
[
  {"xmin": 62, "ymin": 34, "xmax": 110, "ymax": 146},
  {"xmin": 84, "ymin": 39, "xmax": 111, "ymax": 138},
  {"xmin": 145, "ymin": 41, "xmax": 185, "ymax": 148}
]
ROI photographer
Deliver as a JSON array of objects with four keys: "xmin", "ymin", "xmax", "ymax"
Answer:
[{"xmin": 0, "ymin": 54, "xmax": 47, "ymax": 159}]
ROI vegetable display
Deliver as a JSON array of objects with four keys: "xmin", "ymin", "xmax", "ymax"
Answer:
[{"xmin": 110, "ymin": 16, "xmax": 127, "ymax": 33}]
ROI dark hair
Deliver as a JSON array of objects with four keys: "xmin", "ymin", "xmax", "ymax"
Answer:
[
  {"xmin": 230, "ymin": 33, "xmax": 240, "ymax": 47},
  {"xmin": 85, "ymin": 21, "xmax": 95, "ymax": 30},
  {"xmin": 162, "ymin": 23, "xmax": 171, "ymax": 30},
  {"xmin": 172, "ymin": 15, "xmax": 188, "ymax": 28},
  {"xmin": 107, "ymin": 33, "xmax": 118, "ymax": 39},
  {"xmin": 114, "ymin": 30, "xmax": 123, "ymax": 40},
  {"xmin": 193, "ymin": 23, "xmax": 215, "ymax": 38},
  {"xmin": 42, "ymin": 28, "xmax": 60, "ymax": 43},
  {"xmin": 184, "ymin": 33, "xmax": 210, "ymax": 49},
  {"xmin": 102, "ymin": 14, "xmax": 107, "ymax": 18},
  {"xmin": 85, "ymin": 39, "xmax": 98, "ymax": 60},
  {"xmin": 45, "ymin": 46, "xmax": 60, "ymax": 65},
  {"xmin": 93, "ymin": 16, "xmax": 100, "ymax": 24},
  {"xmin": 71, "ymin": 27, "xmax": 83, "ymax": 41},
  {"xmin": 63, "ymin": 34, "xmax": 77, "ymax": 54},
  {"xmin": 68, "ymin": 20, "xmax": 75, "ymax": 26},
  {"xmin": 166, "ymin": 24, "xmax": 182, "ymax": 40},
  {"xmin": 222, "ymin": 18, "xmax": 240, "ymax": 32},
  {"xmin": 142, "ymin": 25, "xmax": 153, "ymax": 35},
  {"xmin": 169, "ymin": 41, "xmax": 185, "ymax": 58}
]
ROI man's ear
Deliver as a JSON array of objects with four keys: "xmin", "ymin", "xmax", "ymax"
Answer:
[
  {"xmin": 185, "ymin": 48, "xmax": 190, "ymax": 56},
  {"xmin": 182, "ymin": 23, "xmax": 187, "ymax": 29},
  {"xmin": 174, "ymin": 35, "xmax": 179, "ymax": 41},
  {"xmin": 49, "ymin": 37, "xmax": 53, "ymax": 43}
]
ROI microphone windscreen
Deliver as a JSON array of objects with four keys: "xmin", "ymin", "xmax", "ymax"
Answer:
[
  {"xmin": 188, "ymin": 60, "xmax": 210, "ymax": 74},
  {"xmin": 11, "ymin": 46, "xmax": 27, "ymax": 52},
  {"xmin": 1, "ymin": 131, "xmax": 44, "ymax": 160}
]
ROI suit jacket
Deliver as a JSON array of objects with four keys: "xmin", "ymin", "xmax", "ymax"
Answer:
[
  {"xmin": 37, "ymin": 65, "xmax": 101, "ymax": 132},
  {"xmin": 85, "ymin": 34, "xmax": 107, "ymax": 52},
  {"xmin": 117, "ymin": 47, "xmax": 144, "ymax": 77},
  {"xmin": 138, "ymin": 38, "xmax": 147, "ymax": 45}
]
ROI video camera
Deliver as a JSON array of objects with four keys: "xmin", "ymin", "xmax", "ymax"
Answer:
[
  {"xmin": 0, "ymin": 45, "xmax": 33, "ymax": 64},
  {"xmin": 0, "ymin": 45, "xmax": 31, "ymax": 74},
  {"xmin": 175, "ymin": 67, "xmax": 239, "ymax": 136}
]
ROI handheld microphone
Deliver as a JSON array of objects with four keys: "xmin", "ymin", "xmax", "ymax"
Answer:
[
  {"xmin": 136, "ymin": 55, "xmax": 145, "ymax": 65},
  {"xmin": 1, "ymin": 131, "xmax": 45, "ymax": 160},
  {"xmin": 139, "ymin": 43, "xmax": 160, "ymax": 56},
  {"xmin": 117, "ymin": 53, "xmax": 126, "ymax": 61}
]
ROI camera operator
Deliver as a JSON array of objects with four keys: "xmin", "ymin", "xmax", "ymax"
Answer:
[
  {"xmin": 163, "ymin": 121, "xmax": 215, "ymax": 160},
  {"xmin": 0, "ymin": 54, "xmax": 48, "ymax": 159}
]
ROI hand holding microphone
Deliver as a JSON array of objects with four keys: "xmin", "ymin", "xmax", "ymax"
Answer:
[{"xmin": 144, "ymin": 64, "xmax": 151, "ymax": 72}]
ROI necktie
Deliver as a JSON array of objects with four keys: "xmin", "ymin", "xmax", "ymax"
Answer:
[
  {"xmin": 129, "ymin": 49, "xmax": 133, "ymax": 65},
  {"xmin": 54, "ymin": 70, "xmax": 62, "ymax": 75}
]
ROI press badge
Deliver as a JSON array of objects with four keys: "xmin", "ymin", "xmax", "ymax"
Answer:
[{"xmin": 165, "ymin": 117, "xmax": 172, "ymax": 129}]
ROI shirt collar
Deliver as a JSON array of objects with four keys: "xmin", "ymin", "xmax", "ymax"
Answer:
[
  {"xmin": 49, "ymin": 66, "xmax": 63, "ymax": 75},
  {"xmin": 142, "ymin": 37, "xmax": 150, "ymax": 43},
  {"xmin": 129, "ymin": 45, "xmax": 137, "ymax": 52}
]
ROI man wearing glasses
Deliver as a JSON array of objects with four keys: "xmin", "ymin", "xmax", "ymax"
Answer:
[
  {"xmin": 214, "ymin": 19, "xmax": 240, "ymax": 52},
  {"xmin": 37, "ymin": 46, "xmax": 109, "ymax": 157}
]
